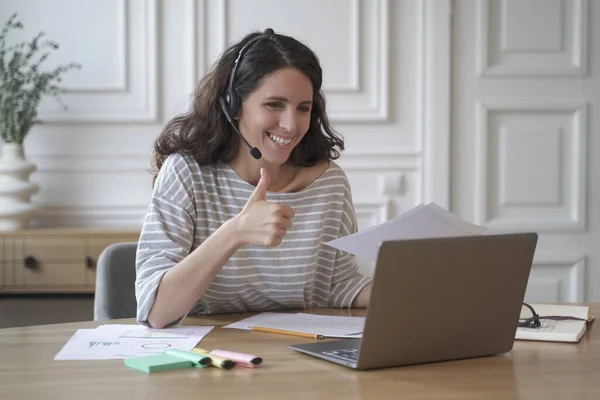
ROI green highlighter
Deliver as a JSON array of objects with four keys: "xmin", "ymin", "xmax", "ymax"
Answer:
[{"xmin": 124, "ymin": 354, "xmax": 193, "ymax": 373}]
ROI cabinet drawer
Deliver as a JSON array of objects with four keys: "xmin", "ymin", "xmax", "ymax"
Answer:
[
  {"xmin": 18, "ymin": 261, "xmax": 87, "ymax": 286},
  {"xmin": 23, "ymin": 238, "xmax": 85, "ymax": 261},
  {"xmin": 13, "ymin": 238, "xmax": 86, "ymax": 287},
  {"xmin": 0, "ymin": 228, "xmax": 139, "ymax": 294}
]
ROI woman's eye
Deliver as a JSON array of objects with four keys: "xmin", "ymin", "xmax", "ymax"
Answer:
[
  {"xmin": 298, "ymin": 106, "xmax": 311, "ymax": 114},
  {"xmin": 266, "ymin": 102, "xmax": 284, "ymax": 109}
]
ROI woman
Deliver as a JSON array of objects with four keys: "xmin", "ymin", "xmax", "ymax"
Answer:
[{"xmin": 136, "ymin": 28, "xmax": 372, "ymax": 329}]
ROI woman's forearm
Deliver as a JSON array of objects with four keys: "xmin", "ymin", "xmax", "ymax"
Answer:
[
  {"xmin": 147, "ymin": 218, "xmax": 242, "ymax": 328},
  {"xmin": 352, "ymin": 282, "xmax": 372, "ymax": 308}
]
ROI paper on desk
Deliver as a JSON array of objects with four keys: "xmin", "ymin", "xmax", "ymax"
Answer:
[
  {"xmin": 54, "ymin": 324, "xmax": 214, "ymax": 360},
  {"xmin": 222, "ymin": 312, "xmax": 294, "ymax": 330},
  {"xmin": 324, "ymin": 202, "xmax": 488, "ymax": 262},
  {"xmin": 225, "ymin": 312, "xmax": 365, "ymax": 338},
  {"xmin": 93, "ymin": 324, "xmax": 213, "ymax": 339}
]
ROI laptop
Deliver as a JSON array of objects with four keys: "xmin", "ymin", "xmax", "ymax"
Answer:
[{"xmin": 290, "ymin": 233, "xmax": 538, "ymax": 370}]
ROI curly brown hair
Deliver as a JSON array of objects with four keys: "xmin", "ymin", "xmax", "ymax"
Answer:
[{"xmin": 151, "ymin": 29, "xmax": 345, "ymax": 177}]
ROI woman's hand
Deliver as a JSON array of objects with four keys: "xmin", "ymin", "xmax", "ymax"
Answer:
[{"xmin": 232, "ymin": 168, "xmax": 295, "ymax": 247}]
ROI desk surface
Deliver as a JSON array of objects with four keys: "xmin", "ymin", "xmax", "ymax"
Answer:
[{"xmin": 0, "ymin": 307, "xmax": 598, "ymax": 400}]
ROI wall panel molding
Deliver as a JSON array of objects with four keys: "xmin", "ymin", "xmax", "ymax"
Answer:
[
  {"xmin": 476, "ymin": 0, "xmax": 589, "ymax": 78},
  {"xmin": 193, "ymin": 0, "xmax": 389, "ymax": 122},
  {"xmin": 355, "ymin": 199, "xmax": 393, "ymax": 229},
  {"xmin": 422, "ymin": 0, "xmax": 451, "ymax": 207},
  {"xmin": 64, "ymin": 0, "xmax": 128, "ymax": 93},
  {"xmin": 473, "ymin": 100, "xmax": 587, "ymax": 232},
  {"xmin": 38, "ymin": 0, "xmax": 158, "ymax": 122},
  {"xmin": 526, "ymin": 252, "xmax": 587, "ymax": 302}
]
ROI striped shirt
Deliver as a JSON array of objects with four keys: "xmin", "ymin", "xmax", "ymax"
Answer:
[{"xmin": 135, "ymin": 152, "xmax": 371, "ymax": 326}]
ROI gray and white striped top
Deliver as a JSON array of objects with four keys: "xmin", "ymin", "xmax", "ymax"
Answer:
[{"xmin": 135, "ymin": 152, "xmax": 371, "ymax": 326}]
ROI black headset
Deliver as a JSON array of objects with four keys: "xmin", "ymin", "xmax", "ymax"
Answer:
[{"xmin": 219, "ymin": 28, "xmax": 275, "ymax": 160}]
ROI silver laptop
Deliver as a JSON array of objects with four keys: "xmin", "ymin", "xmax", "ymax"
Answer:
[{"xmin": 290, "ymin": 233, "xmax": 538, "ymax": 370}]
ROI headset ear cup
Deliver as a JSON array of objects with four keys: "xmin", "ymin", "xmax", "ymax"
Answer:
[
  {"xmin": 224, "ymin": 92, "xmax": 232, "ymax": 114},
  {"xmin": 228, "ymin": 90, "xmax": 239, "ymax": 118}
]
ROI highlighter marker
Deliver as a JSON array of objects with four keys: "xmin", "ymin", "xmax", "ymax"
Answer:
[
  {"xmin": 192, "ymin": 348, "xmax": 236, "ymax": 369},
  {"xmin": 164, "ymin": 349, "xmax": 212, "ymax": 368},
  {"xmin": 209, "ymin": 349, "xmax": 262, "ymax": 368}
]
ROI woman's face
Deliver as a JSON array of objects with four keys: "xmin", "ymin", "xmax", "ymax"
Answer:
[{"xmin": 237, "ymin": 67, "xmax": 313, "ymax": 165}]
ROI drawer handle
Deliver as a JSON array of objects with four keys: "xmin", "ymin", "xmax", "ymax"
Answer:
[
  {"xmin": 86, "ymin": 256, "xmax": 94, "ymax": 268},
  {"xmin": 24, "ymin": 256, "xmax": 38, "ymax": 269}
]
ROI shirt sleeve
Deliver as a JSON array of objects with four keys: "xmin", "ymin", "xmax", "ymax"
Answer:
[
  {"xmin": 135, "ymin": 153, "xmax": 197, "ymax": 327},
  {"xmin": 328, "ymin": 174, "xmax": 372, "ymax": 308}
]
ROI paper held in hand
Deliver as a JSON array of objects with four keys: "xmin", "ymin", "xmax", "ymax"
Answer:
[{"xmin": 324, "ymin": 202, "xmax": 488, "ymax": 262}]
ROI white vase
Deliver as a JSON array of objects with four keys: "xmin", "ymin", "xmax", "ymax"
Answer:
[{"xmin": 0, "ymin": 143, "xmax": 40, "ymax": 230}]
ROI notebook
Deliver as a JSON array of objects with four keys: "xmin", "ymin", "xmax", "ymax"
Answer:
[
  {"xmin": 516, "ymin": 303, "xmax": 595, "ymax": 343},
  {"xmin": 290, "ymin": 233, "xmax": 539, "ymax": 370}
]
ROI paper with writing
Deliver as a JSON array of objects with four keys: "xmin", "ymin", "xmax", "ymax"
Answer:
[{"xmin": 54, "ymin": 325, "xmax": 213, "ymax": 360}]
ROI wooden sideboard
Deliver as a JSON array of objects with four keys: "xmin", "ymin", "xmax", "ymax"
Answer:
[{"xmin": 0, "ymin": 228, "xmax": 140, "ymax": 294}]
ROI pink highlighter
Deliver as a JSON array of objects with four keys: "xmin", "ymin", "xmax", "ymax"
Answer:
[{"xmin": 209, "ymin": 349, "xmax": 262, "ymax": 368}]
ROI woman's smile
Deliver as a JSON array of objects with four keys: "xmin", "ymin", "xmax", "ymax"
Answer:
[{"xmin": 266, "ymin": 131, "xmax": 294, "ymax": 147}]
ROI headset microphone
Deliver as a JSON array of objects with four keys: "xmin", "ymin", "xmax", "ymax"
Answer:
[
  {"xmin": 219, "ymin": 97, "xmax": 262, "ymax": 160},
  {"xmin": 219, "ymin": 29, "xmax": 275, "ymax": 161}
]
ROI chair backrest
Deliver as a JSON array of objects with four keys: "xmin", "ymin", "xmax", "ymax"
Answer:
[{"xmin": 93, "ymin": 242, "xmax": 138, "ymax": 320}]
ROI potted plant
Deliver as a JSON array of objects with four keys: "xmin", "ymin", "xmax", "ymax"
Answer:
[{"xmin": 0, "ymin": 13, "xmax": 80, "ymax": 230}]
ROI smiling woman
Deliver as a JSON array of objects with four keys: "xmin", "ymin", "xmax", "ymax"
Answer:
[
  {"xmin": 233, "ymin": 67, "xmax": 317, "ymax": 187},
  {"xmin": 135, "ymin": 28, "xmax": 372, "ymax": 329}
]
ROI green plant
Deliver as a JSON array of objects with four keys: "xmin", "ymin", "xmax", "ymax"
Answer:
[{"xmin": 0, "ymin": 13, "xmax": 81, "ymax": 144}]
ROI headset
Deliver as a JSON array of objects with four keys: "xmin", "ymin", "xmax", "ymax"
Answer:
[{"xmin": 219, "ymin": 28, "xmax": 275, "ymax": 160}]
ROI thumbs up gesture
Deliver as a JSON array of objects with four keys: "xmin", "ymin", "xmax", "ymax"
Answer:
[
  {"xmin": 245, "ymin": 167, "xmax": 271, "ymax": 203},
  {"xmin": 234, "ymin": 168, "xmax": 295, "ymax": 247}
]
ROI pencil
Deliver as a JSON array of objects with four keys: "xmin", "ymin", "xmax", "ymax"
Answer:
[{"xmin": 251, "ymin": 326, "xmax": 324, "ymax": 340}]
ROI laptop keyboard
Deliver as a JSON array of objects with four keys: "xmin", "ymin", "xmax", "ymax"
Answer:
[{"xmin": 322, "ymin": 348, "xmax": 360, "ymax": 363}]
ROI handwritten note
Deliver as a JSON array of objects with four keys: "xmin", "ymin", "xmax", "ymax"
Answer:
[{"xmin": 54, "ymin": 325, "xmax": 214, "ymax": 360}]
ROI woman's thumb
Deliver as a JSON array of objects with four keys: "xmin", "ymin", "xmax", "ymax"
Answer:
[{"xmin": 248, "ymin": 167, "xmax": 270, "ymax": 202}]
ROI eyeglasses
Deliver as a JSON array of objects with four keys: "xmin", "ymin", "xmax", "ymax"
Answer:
[{"xmin": 517, "ymin": 302, "xmax": 589, "ymax": 329}]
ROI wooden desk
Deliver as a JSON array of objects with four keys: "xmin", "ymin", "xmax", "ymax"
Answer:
[{"xmin": 0, "ymin": 307, "xmax": 598, "ymax": 400}]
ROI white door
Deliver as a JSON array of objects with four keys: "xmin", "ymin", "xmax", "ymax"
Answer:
[{"xmin": 451, "ymin": 0, "xmax": 600, "ymax": 302}]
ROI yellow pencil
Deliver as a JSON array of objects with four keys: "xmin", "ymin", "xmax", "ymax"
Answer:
[
  {"xmin": 192, "ymin": 348, "xmax": 236, "ymax": 369},
  {"xmin": 251, "ymin": 326, "xmax": 324, "ymax": 340}
]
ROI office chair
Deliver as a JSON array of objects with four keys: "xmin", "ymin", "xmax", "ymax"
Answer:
[{"xmin": 93, "ymin": 242, "xmax": 138, "ymax": 320}]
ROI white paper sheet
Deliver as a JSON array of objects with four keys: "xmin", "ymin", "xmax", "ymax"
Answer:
[
  {"xmin": 54, "ymin": 325, "xmax": 214, "ymax": 360},
  {"xmin": 93, "ymin": 324, "xmax": 213, "ymax": 339},
  {"xmin": 324, "ymin": 202, "xmax": 488, "ymax": 261},
  {"xmin": 224, "ymin": 312, "xmax": 365, "ymax": 338},
  {"xmin": 223, "ymin": 312, "xmax": 297, "ymax": 330}
]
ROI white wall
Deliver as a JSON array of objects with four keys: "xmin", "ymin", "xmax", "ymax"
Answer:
[
  {"xmin": 5, "ymin": 0, "xmax": 599, "ymax": 302},
  {"xmin": 451, "ymin": 0, "xmax": 600, "ymax": 302},
  {"xmin": 0, "ymin": 0, "xmax": 451, "ymax": 277}
]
